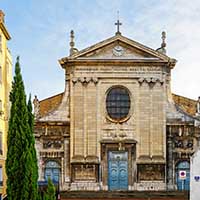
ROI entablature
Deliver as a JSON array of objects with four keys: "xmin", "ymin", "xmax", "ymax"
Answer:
[{"xmin": 34, "ymin": 123, "xmax": 70, "ymax": 138}]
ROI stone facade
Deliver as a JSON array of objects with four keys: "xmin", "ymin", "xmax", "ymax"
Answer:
[
  {"xmin": 0, "ymin": 10, "xmax": 12, "ymax": 198},
  {"xmin": 190, "ymin": 148, "xmax": 200, "ymax": 200},
  {"xmin": 34, "ymin": 31, "xmax": 200, "ymax": 191}
]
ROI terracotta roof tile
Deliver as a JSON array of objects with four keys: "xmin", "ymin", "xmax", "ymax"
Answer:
[
  {"xmin": 38, "ymin": 92, "xmax": 197, "ymax": 119},
  {"xmin": 172, "ymin": 93, "xmax": 197, "ymax": 116},
  {"xmin": 39, "ymin": 92, "xmax": 64, "ymax": 117}
]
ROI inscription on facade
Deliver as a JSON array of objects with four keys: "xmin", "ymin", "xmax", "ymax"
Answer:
[{"xmin": 75, "ymin": 66, "xmax": 163, "ymax": 75}]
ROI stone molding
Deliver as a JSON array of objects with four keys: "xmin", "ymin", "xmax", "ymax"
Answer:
[
  {"xmin": 71, "ymin": 155, "xmax": 99, "ymax": 164},
  {"xmin": 136, "ymin": 181, "xmax": 166, "ymax": 191},
  {"xmin": 72, "ymin": 77, "xmax": 99, "ymax": 85},
  {"xmin": 40, "ymin": 150, "xmax": 64, "ymax": 158},
  {"xmin": 138, "ymin": 77, "xmax": 164, "ymax": 86}
]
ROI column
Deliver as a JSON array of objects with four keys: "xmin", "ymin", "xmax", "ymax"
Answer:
[{"xmin": 167, "ymin": 126, "xmax": 174, "ymax": 190}]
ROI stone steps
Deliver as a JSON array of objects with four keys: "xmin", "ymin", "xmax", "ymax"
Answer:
[{"xmin": 60, "ymin": 191, "xmax": 189, "ymax": 200}]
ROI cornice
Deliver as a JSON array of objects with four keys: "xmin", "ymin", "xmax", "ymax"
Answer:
[
  {"xmin": 59, "ymin": 34, "xmax": 177, "ymax": 69},
  {"xmin": 34, "ymin": 121, "xmax": 70, "ymax": 126},
  {"xmin": 0, "ymin": 22, "xmax": 11, "ymax": 40},
  {"xmin": 60, "ymin": 59, "xmax": 170, "ymax": 69}
]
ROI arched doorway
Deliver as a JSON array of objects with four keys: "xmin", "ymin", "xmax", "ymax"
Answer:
[
  {"xmin": 176, "ymin": 161, "xmax": 190, "ymax": 190},
  {"xmin": 44, "ymin": 161, "xmax": 60, "ymax": 183}
]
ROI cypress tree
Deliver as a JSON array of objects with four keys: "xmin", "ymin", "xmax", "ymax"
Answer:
[
  {"xmin": 27, "ymin": 94, "xmax": 39, "ymax": 200},
  {"xmin": 37, "ymin": 191, "xmax": 43, "ymax": 200},
  {"xmin": 6, "ymin": 57, "xmax": 38, "ymax": 200},
  {"xmin": 44, "ymin": 178, "xmax": 56, "ymax": 200}
]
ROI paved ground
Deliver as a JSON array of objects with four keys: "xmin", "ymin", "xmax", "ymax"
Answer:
[
  {"xmin": 61, "ymin": 198, "xmax": 188, "ymax": 200},
  {"xmin": 60, "ymin": 191, "xmax": 189, "ymax": 200},
  {"xmin": 61, "ymin": 197, "xmax": 188, "ymax": 200}
]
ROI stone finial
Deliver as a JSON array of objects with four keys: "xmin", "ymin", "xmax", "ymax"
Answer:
[
  {"xmin": 69, "ymin": 30, "xmax": 78, "ymax": 55},
  {"xmin": 161, "ymin": 31, "xmax": 166, "ymax": 48},
  {"xmin": 197, "ymin": 96, "xmax": 200, "ymax": 114},
  {"xmin": 33, "ymin": 95, "xmax": 40, "ymax": 119},
  {"xmin": 70, "ymin": 30, "xmax": 74, "ymax": 48},
  {"xmin": 0, "ymin": 10, "xmax": 5, "ymax": 23},
  {"xmin": 156, "ymin": 31, "xmax": 167, "ymax": 54},
  {"xmin": 70, "ymin": 30, "xmax": 75, "ymax": 55}
]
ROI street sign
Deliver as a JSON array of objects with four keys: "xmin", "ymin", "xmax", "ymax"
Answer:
[
  {"xmin": 179, "ymin": 170, "xmax": 186, "ymax": 180},
  {"xmin": 194, "ymin": 175, "xmax": 200, "ymax": 182}
]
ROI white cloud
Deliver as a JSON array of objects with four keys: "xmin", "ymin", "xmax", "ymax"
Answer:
[{"xmin": 3, "ymin": 0, "xmax": 200, "ymax": 100}]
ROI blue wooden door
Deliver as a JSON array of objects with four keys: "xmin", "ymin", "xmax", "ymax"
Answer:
[
  {"xmin": 44, "ymin": 161, "xmax": 60, "ymax": 183},
  {"xmin": 176, "ymin": 161, "xmax": 190, "ymax": 190},
  {"xmin": 108, "ymin": 151, "xmax": 128, "ymax": 190},
  {"xmin": 45, "ymin": 168, "xmax": 60, "ymax": 183}
]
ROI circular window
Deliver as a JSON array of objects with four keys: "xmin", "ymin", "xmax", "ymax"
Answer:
[{"xmin": 106, "ymin": 87, "xmax": 131, "ymax": 122}]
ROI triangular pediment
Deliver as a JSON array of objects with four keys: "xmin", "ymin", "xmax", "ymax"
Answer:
[
  {"xmin": 67, "ymin": 34, "xmax": 171, "ymax": 62},
  {"xmin": 78, "ymin": 41, "xmax": 160, "ymax": 60}
]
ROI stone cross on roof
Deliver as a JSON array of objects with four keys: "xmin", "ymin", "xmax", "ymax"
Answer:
[{"xmin": 115, "ymin": 11, "xmax": 122, "ymax": 35}]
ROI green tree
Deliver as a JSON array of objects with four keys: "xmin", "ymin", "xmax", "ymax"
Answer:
[
  {"xmin": 27, "ymin": 94, "xmax": 39, "ymax": 199},
  {"xmin": 44, "ymin": 178, "xmax": 56, "ymax": 200},
  {"xmin": 37, "ymin": 191, "xmax": 42, "ymax": 200},
  {"xmin": 6, "ymin": 57, "xmax": 38, "ymax": 200}
]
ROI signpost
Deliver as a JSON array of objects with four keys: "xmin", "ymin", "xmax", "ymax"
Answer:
[
  {"xmin": 179, "ymin": 170, "xmax": 186, "ymax": 190},
  {"xmin": 179, "ymin": 170, "xmax": 186, "ymax": 179}
]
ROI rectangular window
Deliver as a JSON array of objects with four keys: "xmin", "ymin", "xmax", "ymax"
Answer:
[
  {"xmin": 0, "ymin": 132, "xmax": 2, "ymax": 155},
  {"xmin": 0, "ymin": 35, "xmax": 2, "ymax": 52},
  {"xmin": 0, "ymin": 166, "xmax": 3, "ymax": 186},
  {"xmin": 0, "ymin": 66, "xmax": 2, "ymax": 83},
  {"xmin": 0, "ymin": 100, "xmax": 2, "ymax": 112},
  {"xmin": 6, "ymin": 61, "xmax": 9, "ymax": 76}
]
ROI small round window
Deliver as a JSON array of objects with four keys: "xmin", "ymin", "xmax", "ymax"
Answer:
[{"xmin": 106, "ymin": 87, "xmax": 131, "ymax": 122}]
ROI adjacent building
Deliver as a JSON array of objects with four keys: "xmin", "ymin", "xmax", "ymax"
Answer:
[
  {"xmin": 34, "ymin": 25, "xmax": 200, "ymax": 192},
  {"xmin": 0, "ymin": 10, "xmax": 12, "ymax": 199}
]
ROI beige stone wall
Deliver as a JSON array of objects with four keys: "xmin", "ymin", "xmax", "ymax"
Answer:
[
  {"xmin": 86, "ymin": 82, "xmax": 97, "ymax": 156},
  {"xmin": 151, "ymin": 82, "xmax": 165, "ymax": 157},
  {"xmin": 70, "ymin": 64, "xmax": 167, "ymax": 163},
  {"xmin": 138, "ymin": 81, "xmax": 165, "ymax": 160},
  {"xmin": 73, "ymin": 82, "xmax": 84, "ymax": 156},
  {"xmin": 100, "ymin": 79, "xmax": 137, "ymax": 141},
  {"xmin": 0, "ymin": 16, "xmax": 12, "ymax": 196},
  {"xmin": 71, "ymin": 79, "xmax": 98, "ymax": 159},
  {"xmin": 138, "ymin": 82, "xmax": 150, "ymax": 157}
]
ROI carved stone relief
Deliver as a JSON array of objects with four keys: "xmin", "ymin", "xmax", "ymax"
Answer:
[
  {"xmin": 72, "ymin": 164, "xmax": 98, "ymax": 181},
  {"xmin": 35, "ymin": 125, "xmax": 69, "ymax": 137},
  {"xmin": 43, "ymin": 140, "xmax": 63, "ymax": 149},
  {"xmin": 138, "ymin": 164, "xmax": 165, "ymax": 181},
  {"xmin": 138, "ymin": 77, "xmax": 164, "ymax": 87},
  {"xmin": 170, "ymin": 125, "xmax": 196, "ymax": 152},
  {"xmin": 72, "ymin": 77, "xmax": 98, "ymax": 85}
]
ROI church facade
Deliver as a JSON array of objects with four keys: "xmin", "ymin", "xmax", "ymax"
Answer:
[{"xmin": 34, "ymin": 27, "xmax": 200, "ymax": 191}]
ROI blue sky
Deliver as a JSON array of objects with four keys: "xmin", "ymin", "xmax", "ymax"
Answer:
[{"xmin": 1, "ymin": 0, "xmax": 200, "ymax": 100}]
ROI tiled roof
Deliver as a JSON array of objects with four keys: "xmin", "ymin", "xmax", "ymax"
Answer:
[
  {"xmin": 38, "ymin": 92, "xmax": 197, "ymax": 119},
  {"xmin": 39, "ymin": 93, "xmax": 64, "ymax": 118},
  {"xmin": 172, "ymin": 94, "xmax": 197, "ymax": 116}
]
